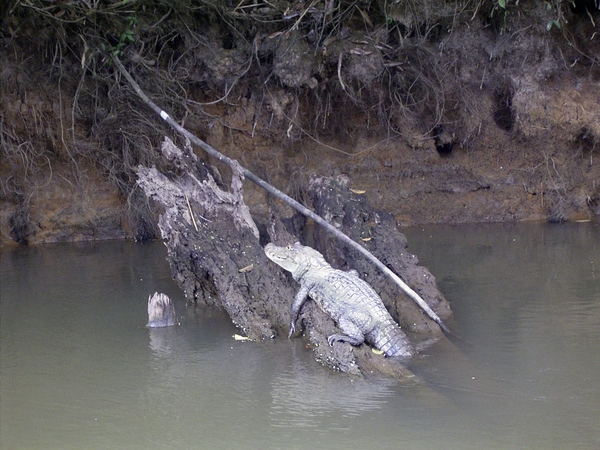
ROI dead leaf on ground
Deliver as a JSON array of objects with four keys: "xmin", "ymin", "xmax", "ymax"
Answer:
[
  {"xmin": 234, "ymin": 334, "xmax": 250, "ymax": 341},
  {"xmin": 238, "ymin": 264, "xmax": 254, "ymax": 273}
]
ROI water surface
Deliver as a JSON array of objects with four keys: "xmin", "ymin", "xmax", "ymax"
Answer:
[{"xmin": 1, "ymin": 222, "xmax": 599, "ymax": 449}]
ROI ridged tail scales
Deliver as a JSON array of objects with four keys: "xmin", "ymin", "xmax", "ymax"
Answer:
[{"xmin": 370, "ymin": 319, "xmax": 414, "ymax": 357}]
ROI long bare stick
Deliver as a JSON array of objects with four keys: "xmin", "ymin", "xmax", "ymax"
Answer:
[{"xmin": 111, "ymin": 55, "xmax": 450, "ymax": 334}]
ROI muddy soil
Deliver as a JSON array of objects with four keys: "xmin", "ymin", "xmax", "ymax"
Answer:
[{"xmin": 1, "ymin": 1, "xmax": 599, "ymax": 246}]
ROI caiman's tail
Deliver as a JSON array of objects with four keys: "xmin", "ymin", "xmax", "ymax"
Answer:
[{"xmin": 371, "ymin": 320, "xmax": 414, "ymax": 358}]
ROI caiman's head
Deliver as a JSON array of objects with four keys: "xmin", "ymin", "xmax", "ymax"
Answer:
[{"xmin": 264, "ymin": 242, "xmax": 327, "ymax": 279}]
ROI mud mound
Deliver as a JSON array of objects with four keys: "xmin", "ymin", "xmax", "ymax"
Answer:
[{"xmin": 137, "ymin": 137, "xmax": 451, "ymax": 377}]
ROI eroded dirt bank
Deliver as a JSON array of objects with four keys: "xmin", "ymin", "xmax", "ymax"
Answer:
[{"xmin": 1, "ymin": 1, "xmax": 599, "ymax": 246}]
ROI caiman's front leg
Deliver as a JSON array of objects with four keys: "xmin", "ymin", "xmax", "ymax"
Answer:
[{"xmin": 289, "ymin": 285, "xmax": 309, "ymax": 338}]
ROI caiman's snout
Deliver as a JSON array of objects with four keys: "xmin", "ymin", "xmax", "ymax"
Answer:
[{"xmin": 264, "ymin": 243, "xmax": 299, "ymax": 271}]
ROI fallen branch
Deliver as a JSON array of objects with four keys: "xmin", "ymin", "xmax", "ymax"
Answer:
[{"xmin": 111, "ymin": 54, "xmax": 450, "ymax": 334}]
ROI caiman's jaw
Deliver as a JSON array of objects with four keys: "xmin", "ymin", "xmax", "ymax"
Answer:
[{"xmin": 264, "ymin": 243, "xmax": 301, "ymax": 273}]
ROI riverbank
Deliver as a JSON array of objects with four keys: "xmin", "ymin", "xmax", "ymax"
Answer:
[{"xmin": 1, "ymin": 1, "xmax": 598, "ymax": 245}]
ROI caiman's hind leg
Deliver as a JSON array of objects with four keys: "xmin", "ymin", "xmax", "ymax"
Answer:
[{"xmin": 327, "ymin": 316, "xmax": 366, "ymax": 347}]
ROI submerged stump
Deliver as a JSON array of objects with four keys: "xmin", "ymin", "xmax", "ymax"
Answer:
[
  {"xmin": 147, "ymin": 292, "xmax": 178, "ymax": 328},
  {"xmin": 137, "ymin": 138, "xmax": 452, "ymax": 378}
]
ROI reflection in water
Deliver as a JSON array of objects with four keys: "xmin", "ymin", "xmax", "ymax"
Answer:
[
  {"xmin": 405, "ymin": 222, "xmax": 600, "ymax": 449},
  {"xmin": 269, "ymin": 344, "xmax": 395, "ymax": 428},
  {"xmin": 148, "ymin": 327, "xmax": 180, "ymax": 356},
  {"xmin": 1, "ymin": 223, "xmax": 599, "ymax": 450}
]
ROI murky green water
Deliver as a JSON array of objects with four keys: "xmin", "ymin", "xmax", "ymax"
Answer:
[{"xmin": 1, "ymin": 222, "xmax": 599, "ymax": 449}]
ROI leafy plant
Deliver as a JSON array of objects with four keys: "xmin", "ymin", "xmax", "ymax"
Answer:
[
  {"xmin": 106, "ymin": 15, "xmax": 138, "ymax": 56},
  {"xmin": 545, "ymin": 1, "xmax": 563, "ymax": 30}
]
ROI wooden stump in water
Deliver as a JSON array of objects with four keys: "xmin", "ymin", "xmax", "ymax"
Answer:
[{"xmin": 147, "ymin": 292, "xmax": 178, "ymax": 328}]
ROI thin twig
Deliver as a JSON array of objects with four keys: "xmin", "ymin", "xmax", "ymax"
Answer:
[
  {"xmin": 111, "ymin": 54, "xmax": 450, "ymax": 334},
  {"xmin": 184, "ymin": 192, "xmax": 198, "ymax": 231},
  {"xmin": 337, "ymin": 52, "xmax": 346, "ymax": 92}
]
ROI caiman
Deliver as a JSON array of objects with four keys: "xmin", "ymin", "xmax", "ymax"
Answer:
[{"xmin": 264, "ymin": 242, "xmax": 414, "ymax": 357}]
